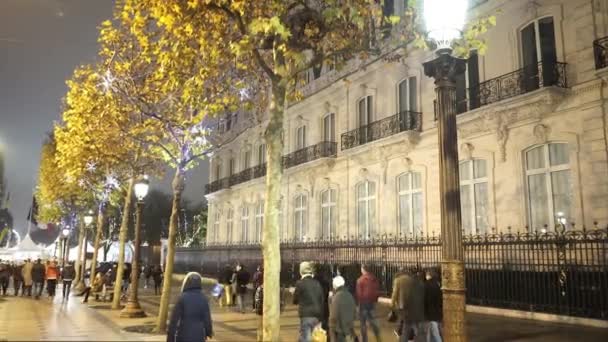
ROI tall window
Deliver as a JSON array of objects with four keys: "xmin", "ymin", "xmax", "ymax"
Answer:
[
  {"xmin": 294, "ymin": 194, "xmax": 307, "ymax": 241},
  {"xmin": 228, "ymin": 158, "xmax": 235, "ymax": 176},
  {"xmin": 525, "ymin": 143, "xmax": 571, "ymax": 231},
  {"xmin": 397, "ymin": 172, "xmax": 423, "ymax": 236},
  {"xmin": 296, "ymin": 125, "xmax": 307, "ymax": 150},
  {"xmin": 521, "ymin": 17, "xmax": 557, "ymax": 89},
  {"xmin": 460, "ymin": 160, "xmax": 489, "ymax": 234},
  {"xmin": 320, "ymin": 189, "xmax": 337, "ymax": 239},
  {"xmin": 226, "ymin": 208, "xmax": 234, "ymax": 243},
  {"xmin": 241, "ymin": 206, "xmax": 249, "ymax": 242},
  {"xmin": 255, "ymin": 200, "xmax": 264, "ymax": 242},
  {"xmin": 358, "ymin": 96, "xmax": 373, "ymax": 127},
  {"xmin": 323, "ymin": 114, "xmax": 336, "ymax": 142},
  {"xmin": 243, "ymin": 150, "xmax": 251, "ymax": 169},
  {"xmin": 357, "ymin": 181, "xmax": 376, "ymax": 238},
  {"xmin": 214, "ymin": 163, "xmax": 222, "ymax": 181},
  {"xmin": 398, "ymin": 77, "xmax": 418, "ymax": 112},
  {"xmin": 456, "ymin": 51, "xmax": 480, "ymax": 112},
  {"xmin": 212, "ymin": 209, "xmax": 221, "ymax": 243},
  {"xmin": 258, "ymin": 144, "xmax": 267, "ymax": 165}
]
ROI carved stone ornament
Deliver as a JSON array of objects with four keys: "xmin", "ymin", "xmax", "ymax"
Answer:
[
  {"xmin": 496, "ymin": 123, "xmax": 509, "ymax": 162},
  {"xmin": 533, "ymin": 124, "xmax": 550, "ymax": 144},
  {"xmin": 403, "ymin": 157, "xmax": 413, "ymax": 172},
  {"xmin": 324, "ymin": 101, "xmax": 331, "ymax": 112},
  {"xmin": 321, "ymin": 177, "xmax": 331, "ymax": 189},
  {"xmin": 307, "ymin": 173, "xmax": 316, "ymax": 197},
  {"xmin": 459, "ymin": 143, "xmax": 474, "ymax": 161},
  {"xmin": 359, "ymin": 168, "xmax": 369, "ymax": 180}
]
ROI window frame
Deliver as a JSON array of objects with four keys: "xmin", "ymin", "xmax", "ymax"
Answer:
[
  {"xmin": 212, "ymin": 209, "xmax": 221, "ymax": 243},
  {"xmin": 396, "ymin": 172, "xmax": 424, "ymax": 237},
  {"xmin": 320, "ymin": 188, "xmax": 337, "ymax": 240},
  {"xmin": 294, "ymin": 194, "xmax": 308, "ymax": 241},
  {"xmin": 356, "ymin": 180, "xmax": 376, "ymax": 238},
  {"xmin": 459, "ymin": 159, "xmax": 489, "ymax": 234},
  {"xmin": 254, "ymin": 200, "xmax": 264, "ymax": 242},
  {"xmin": 258, "ymin": 144, "xmax": 267, "ymax": 165},
  {"xmin": 357, "ymin": 95, "xmax": 373, "ymax": 128},
  {"xmin": 323, "ymin": 113, "xmax": 336, "ymax": 142},
  {"xmin": 397, "ymin": 76, "xmax": 418, "ymax": 113},
  {"xmin": 296, "ymin": 125, "xmax": 307, "ymax": 150},
  {"xmin": 226, "ymin": 207, "xmax": 234, "ymax": 243},
  {"xmin": 240, "ymin": 206, "xmax": 249, "ymax": 242}
]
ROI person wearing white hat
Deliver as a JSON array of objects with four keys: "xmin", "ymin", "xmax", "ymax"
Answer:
[{"xmin": 329, "ymin": 275, "xmax": 357, "ymax": 342}]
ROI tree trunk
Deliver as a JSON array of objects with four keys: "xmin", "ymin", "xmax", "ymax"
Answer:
[
  {"xmin": 75, "ymin": 228, "xmax": 89, "ymax": 292},
  {"xmin": 90, "ymin": 203, "xmax": 106, "ymax": 280},
  {"xmin": 154, "ymin": 168, "xmax": 184, "ymax": 333},
  {"xmin": 112, "ymin": 178, "xmax": 134, "ymax": 310},
  {"xmin": 74, "ymin": 221, "xmax": 85, "ymax": 284},
  {"xmin": 261, "ymin": 83, "xmax": 286, "ymax": 342}
]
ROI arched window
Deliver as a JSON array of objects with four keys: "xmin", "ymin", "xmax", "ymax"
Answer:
[
  {"xmin": 226, "ymin": 208, "xmax": 234, "ymax": 243},
  {"xmin": 356, "ymin": 181, "xmax": 376, "ymax": 238},
  {"xmin": 255, "ymin": 200, "xmax": 264, "ymax": 242},
  {"xmin": 323, "ymin": 113, "xmax": 336, "ymax": 142},
  {"xmin": 460, "ymin": 159, "xmax": 489, "ymax": 234},
  {"xmin": 320, "ymin": 189, "xmax": 337, "ymax": 239},
  {"xmin": 240, "ymin": 206, "xmax": 249, "ymax": 242},
  {"xmin": 525, "ymin": 143, "xmax": 571, "ymax": 231},
  {"xmin": 397, "ymin": 172, "xmax": 423, "ymax": 236},
  {"xmin": 294, "ymin": 194, "xmax": 307, "ymax": 241}
]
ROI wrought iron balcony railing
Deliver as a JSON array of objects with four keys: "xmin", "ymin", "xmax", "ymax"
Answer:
[
  {"xmin": 434, "ymin": 60, "xmax": 568, "ymax": 119},
  {"xmin": 341, "ymin": 110, "xmax": 422, "ymax": 151},
  {"xmin": 282, "ymin": 142, "xmax": 337, "ymax": 169},
  {"xmin": 204, "ymin": 177, "xmax": 230, "ymax": 194},
  {"xmin": 205, "ymin": 164, "xmax": 267, "ymax": 194},
  {"xmin": 594, "ymin": 36, "xmax": 608, "ymax": 70}
]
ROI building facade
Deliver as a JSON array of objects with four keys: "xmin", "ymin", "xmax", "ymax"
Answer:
[{"xmin": 204, "ymin": 0, "xmax": 608, "ymax": 244}]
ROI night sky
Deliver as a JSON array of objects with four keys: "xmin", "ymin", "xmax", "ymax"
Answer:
[{"xmin": 0, "ymin": 0, "xmax": 208, "ymax": 237}]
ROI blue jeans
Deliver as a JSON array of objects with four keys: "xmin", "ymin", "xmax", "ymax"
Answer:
[
  {"xmin": 424, "ymin": 321, "xmax": 442, "ymax": 342},
  {"xmin": 359, "ymin": 303, "xmax": 380, "ymax": 342},
  {"xmin": 299, "ymin": 317, "xmax": 319, "ymax": 342},
  {"xmin": 33, "ymin": 281, "xmax": 44, "ymax": 298},
  {"xmin": 399, "ymin": 321, "xmax": 424, "ymax": 342}
]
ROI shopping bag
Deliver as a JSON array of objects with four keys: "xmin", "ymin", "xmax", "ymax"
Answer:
[
  {"xmin": 211, "ymin": 283, "xmax": 223, "ymax": 298},
  {"xmin": 311, "ymin": 325, "xmax": 327, "ymax": 342}
]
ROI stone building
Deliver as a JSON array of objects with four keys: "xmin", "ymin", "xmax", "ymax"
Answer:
[{"xmin": 204, "ymin": 0, "xmax": 608, "ymax": 244}]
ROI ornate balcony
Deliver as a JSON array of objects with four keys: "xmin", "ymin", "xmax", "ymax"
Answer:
[
  {"xmin": 204, "ymin": 177, "xmax": 230, "ymax": 194},
  {"xmin": 282, "ymin": 142, "xmax": 337, "ymax": 169},
  {"xmin": 205, "ymin": 164, "xmax": 267, "ymax": 195},
  {"xmin": 594, "ymin": 36, "xmax": 608, "ymax": 70},
  {"xmin": 341, "ymin": 110, "xmax": 422, "ymax": 151}
]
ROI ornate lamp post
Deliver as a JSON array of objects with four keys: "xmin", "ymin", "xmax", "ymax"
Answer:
[
  {"xmin": 421, "ymin": 0, "xmax": 468, "ymax": 341},
  {"xmin": 61, "ymin": 227, "xmax": 70, "ymax": 267},
  {"xmin": 121, "ymin": 175, "xmax": 149, "ymax": 318},
  {"xmin": 75, "ymin": 211, "xmax": 95, "ymax": 292}
]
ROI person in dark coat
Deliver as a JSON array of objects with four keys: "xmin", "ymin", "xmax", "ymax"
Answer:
[
  {"xmin": 423, "ymin": 270, "xmax": 442, "ymax": 342},
  {"xmin": 152, "ymin": 265, "xmax": 163, "ymax": 295},
  {"xmin": 31, "ymin": 259, "xmax": 46, "ymax": 299},
  {"xmin": 313, "ymin": 264, "xmax": 331, "ymax": 339},
  {"xmin": 391, "ymin": 268, "xmax": 425, "ymax": 342},
  {"xmin": 293, "ymin": 261, "xmax": 324, "ymax": 342},
  {"xmin": 167, "ymin": 272, "xmax": 213, "ymax": 342},
  {"xmin": 251, "ymin": 266, "xmax": 263, "ymax": 311},
  {"xmin": 0, "ymin": 260, "xmax": 10, "ymax": 296},
  {"xmin": 329, "ymin": 276, "xmax": 357, "ymax": 342},
  {"xmin": 235, "ymin": 264, "xmax": 250, "ymax": 314},
  {"xmin": 12, "ymin": 262, "xmax": 24, "ymax": 296},
  {"xmin": 61, "ymin": 261, "xmax": 76, "ymax": 301}
]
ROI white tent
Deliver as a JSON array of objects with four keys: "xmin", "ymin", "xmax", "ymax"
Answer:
[
  {"xmin": 99, "ymin": 240, "xmax": 134, "ymax": 263},
  {"xmin": 7, "ymin": 234, "xmax": 47, "ymax": 260},
  {"xmin": 68, "ymin": 241, "xmax": 95, "ymax": 261}
]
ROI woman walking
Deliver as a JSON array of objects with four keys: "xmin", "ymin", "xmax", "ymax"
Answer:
[
  {"xmin": 45, "ymin": 260, "xmax": 60, "ymax": 301},
  {"xmin": 167, "ymin": 272, "xmax": 213, "ymax": 342}
]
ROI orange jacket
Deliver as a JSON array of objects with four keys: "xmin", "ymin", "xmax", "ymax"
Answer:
[{"xmin": 45, "ymin": 264, "xmax": 60, "ymax": 280}]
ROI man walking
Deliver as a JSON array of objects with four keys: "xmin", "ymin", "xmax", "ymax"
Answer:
[
  {"xmin": 391, "ymin": 268, "xmax": 425, "ymax": 342},
  {"xmin": 356, "ymin": 264, "xmax": 382, "ymax": 342},
  {"xmin": 423, "ymin": 270, "xmax": 442, "ymax": 342},
  {"xmin": 31, "ymin": 259, "xmax": 46, "ymax": 299},
  {"xmin": 12, "ymin": 261, "xmax": 23, "ymax": 296},
  {"xmin": 235, "ymin": 264, "xmax": 250, "ymax": 314},
  {"xmin": 0, "ymin": 259, "xmax": 10, "ymax": 296},
  {"xmin": 21, "ymin": 259, "xmax": 33, "ymax": 296},
  {"xmin": 251, "ymin": 266, "xmax": 263, "ymax": 312},
  {"xmin": 293, "ymin": 261, "xmax": 324, "ymax": 342},
  {"xmin": 329, "ymin": 276, "xmax": 357, "ymax": 342},
  {"xmin": 61, "ymin": 261, "xmax": 76, "ymax": 301}
]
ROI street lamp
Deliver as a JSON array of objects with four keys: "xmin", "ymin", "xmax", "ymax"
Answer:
[
  {"xmin": 422, "ymin": 1, "xmax": 468, "ymax": 341},
  {"xmin": 61, "ymin": 227, "xmax": 70, "ymax": 266},
  {"xmin": 121, "ymin": 175, "xmax": 149, "ymax": 318},
  {"xmin": 84, "ymin": 211, "xmax": 94, "ymax": 226},
  {"xmin": 76, "ymin": 210, "xmax": 95, "ymax": 292}
]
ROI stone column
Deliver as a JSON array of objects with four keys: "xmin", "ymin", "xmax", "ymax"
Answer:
[
  {"xmin": 121, "ymin": 199, "xmax": 146, "ymax": 318},
  {"xmin": 423, "ymin": 51, "xmax": 467, "ymax": 342}
]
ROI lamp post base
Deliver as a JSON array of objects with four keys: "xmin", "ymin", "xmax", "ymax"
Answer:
[{"xmin": 120, "ymin": 301, "xmax": 147, "ymax": 318}]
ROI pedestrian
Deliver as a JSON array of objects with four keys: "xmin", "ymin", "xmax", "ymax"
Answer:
[
  {"xmin": 356, "ymin": 264, "xmax": 381, "ymax": 342},
  {"xmin": 252, "ymin": 265, "xmax": 263, "ymax": 311},
  {"xmin": 167, "ymin": 272, "xmax": 213, "ymax": 342},
  {"xmin": 391, "ymin": 268, "xmax": 425, "ymax": 342},
  {"xmin": 121, "ymin": 263, "xmax": 131, "ymax": 300},
  {"xmin": 22, "ymin": 259, "xmax": 33, "ymax": 296},
  {"xmin": 12, "ymin": 261, "xmax": 24, "ymax": 296},
  {"xmin": 144, "ymin": 264, "xmax": 152, "ymax": 289},
  {"xmin": 61, "ymin": 261, "xmax": 76, "ymax": 301},
  {"xmin": 46, "ymin": 260, "xmax": 60, "ymax": 300},
  {"xmin": 293, "ymin": 261, "xmax": 325, "ymax": 342},
  {"xmin": 313, "ymin": 264, "xmax": 331, "ymax": 339},
  {"xmin": 235, "ymin": 264, "xmax": 250, "ymax": 314},
  {"xmin": 0, "ymin": 259, "xmax": 10, "ymax": 296},
  {"xmin": 219, "ymin": 263, "xmax": 233, "ymax": 307},
  {"xmin": 423, "ymin": 270, "xmax": 442, "ymax": 342},
  {"xmin": 329, "ymin": 275, "xmax": 357, "ymax": 342},
  {"xmin": 31, "ymin": 259, "xmax": 46, "ymax": 299},
  {"xmin": 81, "ymin": 272, "xmax": 104, "ymax": 303},
  {"xmin": 152, "ymin": 264, "xmax": 163, "ymax": 295}
]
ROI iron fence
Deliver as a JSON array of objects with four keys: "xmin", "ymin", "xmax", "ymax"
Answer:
[
  {"xmin": 175, "ymin": 226, "xmax": 608, "ymax": 320},
  {"xmin": 594, "ymin": 36, "xmax": 608, "ymax": 70},
  {"xmin": 282, "ymin": 142, "xmax": 337, "ymax": 169},
  {"xmin": 341, "ymin": 110, "xmax": 422, "ymax": 151}
]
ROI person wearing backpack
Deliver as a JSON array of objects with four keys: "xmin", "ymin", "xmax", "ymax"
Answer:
[{"xmin": 356, "ymin": 264, "xmax": 381, "ymax": 342}]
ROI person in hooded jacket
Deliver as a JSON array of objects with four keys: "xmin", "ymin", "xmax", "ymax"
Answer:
[
  {"xmin": 61, "ymin": 261, "xmax": 76, "ymax": 301},
  {"xmin": 167, "ymin": 272, "xmax": 213, "ymax": 342}
]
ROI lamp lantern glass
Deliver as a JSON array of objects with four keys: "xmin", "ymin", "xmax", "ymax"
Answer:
[
  {"xmin": 62, "ymin": 228, "xmax": 70, "ymax": 237},
  {"xmin": 84, "ymin": 211, "xmax": 94, "ymax": 226},
  {"xmin": 423, "ymin": 0, "xmax": 468, "ymax": 51},
  {"xmin": 134, "ymin": 175, "xmax": 150, "ymax": 201}
]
